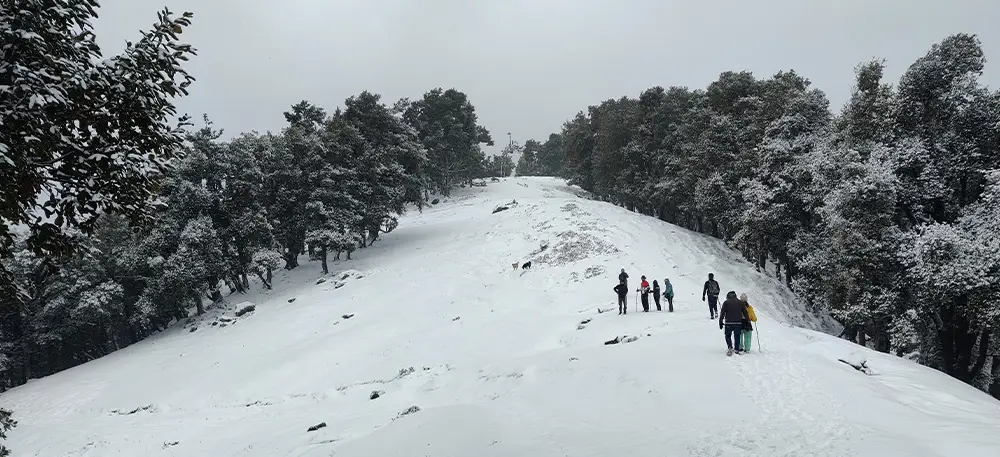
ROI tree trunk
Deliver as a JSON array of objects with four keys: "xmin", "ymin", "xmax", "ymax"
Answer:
[
  {"xmin": 229, "ymin": 274, "xmax": 247, "ymax": 293},
  {"xmin": 757, "ymin": 240, "xmax": 767, "ymax": 271},
  {"xmin": 775, "ymin": 263, "xmax": 782, "ymax": 280},
  {"xmin": 783, "ymin": 254, "xmax": 794, "ymax": 287},
  {"xmin": 839, "ymin": 325, "xmax": 858, "ymax": 343},
  {"xmin": 254, "ymin": 270, "xmax": 272, "ymax": 290},
  {"xmin": 969, "ymin": 329, "xmax": 990, "ymax": 381},
  {"xmin": 989, "ymin": 354, "xmax": 1000, "ymax": 399},
  {"xmin": 937, "ymin": 294, "xmax": 990, "ymax": 383},
  {"xmin": 284, "ymin": 251, "xmax": 299, "ymax": 270},
  {"xmin": 320, "ymin": 247, "xmax": 329, "ymax": 275},
  {"xmin": 194, "ymin": 291, "xmax": 205, "ymax": 315}
]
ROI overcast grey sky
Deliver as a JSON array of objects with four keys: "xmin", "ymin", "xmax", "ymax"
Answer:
[{"xmin": 94, "ymin": 0, "xmax": 999, "ymax": 152}]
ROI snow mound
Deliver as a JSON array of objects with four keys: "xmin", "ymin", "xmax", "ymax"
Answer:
[{"xmin": 2, "ymin": 177, "xmax": 999, "ymax": 457}]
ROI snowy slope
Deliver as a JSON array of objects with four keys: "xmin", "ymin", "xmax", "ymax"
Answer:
[{"xmin": 3, "ymin": 177, "xmax": 1000, "ymax": 457}]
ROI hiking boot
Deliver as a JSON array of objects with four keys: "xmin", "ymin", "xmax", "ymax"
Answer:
[{"xmin": 727, "ymin": 348, "xmax": 733, "ymax": 356}]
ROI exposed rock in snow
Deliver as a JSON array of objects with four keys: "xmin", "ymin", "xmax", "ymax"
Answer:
[
  {"xmin": 839, "ymin": 353, "xmax": 874, "ymax": 375},
  {"xmin": 306, "ymin": 422, "xmax": 326, "ymax": 432},
  {"xmin": 235, "ymin": 304, "xmax": 256, "ymax": 317},
  {"xmin": 396, "ymin": 406, "xmax": 420, "ymax": 418}
]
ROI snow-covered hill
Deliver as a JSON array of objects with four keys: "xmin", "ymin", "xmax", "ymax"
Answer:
[{"xmin": 3, "ymin": 177, "xmax": 1000, "ymax": 456}]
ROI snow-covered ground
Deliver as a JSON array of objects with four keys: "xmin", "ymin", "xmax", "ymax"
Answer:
[{"xmin": 3, "ymin": 177, "xmax": 1000, "ymax": 456}]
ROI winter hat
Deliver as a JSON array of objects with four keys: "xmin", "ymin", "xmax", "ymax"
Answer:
[
  {"xmin": 726, "ymin": 291, "xmax": 737, "ymax": 300},
  {"xmin": 740, "ymin": 293, "xmax": 748, "ymax": 302},
  {"xmin": 641, "ymin": 275, "xmax": 646, "ymax": 280},
  {"xmin": 708, "ymin": 273, "xmax": 714, "ymax": 279}
]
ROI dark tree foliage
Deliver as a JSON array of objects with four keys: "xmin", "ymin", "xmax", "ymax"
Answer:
[
  {"xmin": 0, "ymin": 1, "xmax": 196, "ymax": 261},
  {"xmin": 529, "ymin": 34, "xmax": 1000, "ymax": 398},
  {"xmin": 0, "ymin": 407, "xmax": 14, "ymax": 457},
  {"xmin": 400, "ymin": 88, "xmax": 493, "ymax": 195},
  {"xmin": 0, "ymin": 4, "xmax": 497, "ymax": 412}
]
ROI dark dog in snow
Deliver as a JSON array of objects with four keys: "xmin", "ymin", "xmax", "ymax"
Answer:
[{"xmin": 521, "ymin": 261, "xmax": 532, "ymax": 270}]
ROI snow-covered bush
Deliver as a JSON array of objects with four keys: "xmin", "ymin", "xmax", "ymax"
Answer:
[
  {"xmin": 251, "ymin": 250, "xmax": 283, "ymax": 290},
  {"xmin": 0, "ymin": 407, "xmax": 14, "ymax": 457}
]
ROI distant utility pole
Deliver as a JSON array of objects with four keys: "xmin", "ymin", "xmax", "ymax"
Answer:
[{"xmin": 501, "ymin": 132, "xmax": 512, "ymax": 177}]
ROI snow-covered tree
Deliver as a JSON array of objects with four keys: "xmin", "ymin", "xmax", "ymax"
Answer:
[
  {"xmin": 514, "ymin": 139, "xmax": 541, "ymax": 176},
  {"xmin": 545, "ymin": 33, "xmax": 1000, "ymax": 399},
  {"xmin": 250, "ymin": 250, "xmax": 283, "ymax": 290},
  {"xmin": 835, "ymin": 60, "xmax": 895, "ymax": 148},
  {"xmin": 900, "ymin": 222, "xmax": 996, "ymax": 382},
  {"xmin": 401, "ymin": 88, "xmax": 494, "ymax": 194},
  {"xmin": 534, "ymin": 134, "xmax": 566, "ymax": 176},
  {"xmin": 0, "ymin": 1, "xmax": 197, "ymax": 260}
]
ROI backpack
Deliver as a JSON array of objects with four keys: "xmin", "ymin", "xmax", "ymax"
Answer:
[
  {"xmin": 707, "ymin": 280, "xmax": 720, "ymax": 296},
  {"xmin": 746, "ymin": 304, "xmax": 757, "ymax": 322}
]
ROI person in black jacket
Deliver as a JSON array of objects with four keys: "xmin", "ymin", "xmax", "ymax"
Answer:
[
  {"xmin": 702, "ymin": 273, "xmax": 721, "ymax": 319},
  {"xmin": 652, "ymin": 280, "xmax": 661, "ymax": 311},
  {"xmin": 613, "ymin": 282, "xmax": 629, "ymax": 315},
  {"xmin": 719, "ymin": 291, "xmax": 748, "ymax": 356}
]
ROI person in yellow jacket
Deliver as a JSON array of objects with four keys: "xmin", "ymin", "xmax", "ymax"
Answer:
[{"xmin": 740, "ymin": 293, "xmax": 757, "ymax": 352}]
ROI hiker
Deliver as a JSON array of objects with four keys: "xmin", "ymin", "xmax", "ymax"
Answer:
[
  {"xmin": 702, "ymin": 273, "xmax": 721, "ymax": 319},
  {"xmin": 613, "ymin": 282, "xmax": 629, "ymax": 315},
  {"xmin": 663, "ymin": 278, "xmax": 674, "ymax": 312},
  {"xmin": 639, "ymin": 275, "xmax": 651, "ymax": 312},
  {"xmin": 619, "ymin": 268, "xmax": 629, "ymax": 286},
  {"xmin": 652, "ymin": 280, "xmax": 662, "ymax": 311},
  {"xmin": 719, "ymin": 291, "xmax": 749, "ymax": 356},
  {"xmin": 740, "ymin": 293, "xmax": 757, "ymax": 352}
]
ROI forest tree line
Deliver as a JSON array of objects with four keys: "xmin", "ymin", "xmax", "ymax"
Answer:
[
  {"xmin": 516, "ymin": 34, "xmax": 1000, "ymax": 399},
  {"xmin": 0, "ymin": 92, "xmax": 495, "ymax": 390},
  {"xmin": 0, "ymin": 3, "xmax": 499, "ymax": 397}
]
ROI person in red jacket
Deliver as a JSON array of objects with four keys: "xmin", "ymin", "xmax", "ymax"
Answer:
[{"xmin": 638, "ymin": 275, "xmax": 651, "ymax": 312}]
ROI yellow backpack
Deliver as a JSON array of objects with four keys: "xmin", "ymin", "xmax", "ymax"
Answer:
[{"xmin": 746, "ymin": 304, "xmax": 758, "ymax": 322}]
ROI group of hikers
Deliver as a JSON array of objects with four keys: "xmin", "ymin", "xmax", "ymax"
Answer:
[
  {"xmin": 613, "ymin": 269, "xmax": 674, "ymax": 313},
  {"xmin": 614, "ymin": 270, "xmax": 758, "ymax": 356}
]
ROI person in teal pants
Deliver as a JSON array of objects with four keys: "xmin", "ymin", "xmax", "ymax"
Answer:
[
  {"xmin": 740, "ymin": 293, "xmax": 756, "ymax": 352},
  {"xmin": 663, "ymin": 278, "xmax": 675, "ymax": 312}
]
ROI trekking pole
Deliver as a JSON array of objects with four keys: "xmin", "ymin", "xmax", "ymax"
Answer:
[{"xmin": 754, "ymin": 322, "xmax": 762, "ymax": 352}]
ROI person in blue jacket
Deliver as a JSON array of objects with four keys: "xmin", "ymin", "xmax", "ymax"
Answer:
[{"xmin": 663, "ymin": 278, "xmax": 674, "ymax": 312}]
